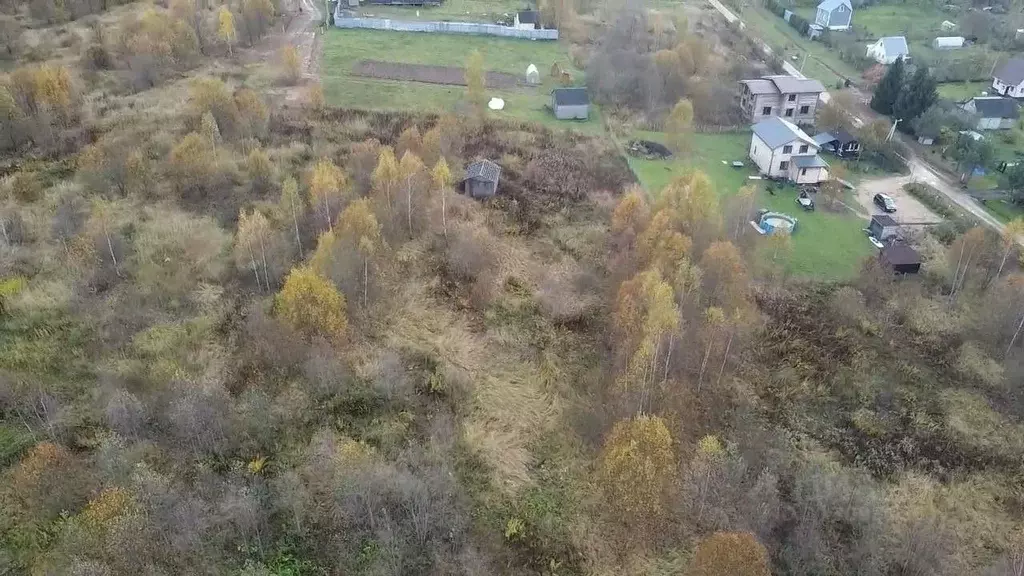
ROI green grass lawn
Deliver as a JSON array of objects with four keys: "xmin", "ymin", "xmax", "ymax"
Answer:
[
  {"xmin": 740, "ymin": 6, "xmax": 863, "ymax": 88},
  {"xmin": 937, "ymin": 81, "xmax": 990, "ymax": 102},
  {"xmin": 320, "ymin": 28, "xmax": 602, "ymax": 132},
  {"xmin": 982, "ymin": 199, "xmax": 1024, "ymax": 223},
  {"xmin": 356, "ymin": 0, "xmax": 522, "ymax": 22},
  {"xmin": 852, "ymin": 4, "xmax": 948, "ymax": 42},
  {"xmin": 628, "ymin": 131, "xmax": 874, "ymax": 281}
]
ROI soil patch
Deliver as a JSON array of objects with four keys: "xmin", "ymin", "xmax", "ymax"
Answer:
[{"xmin": 353, "ymin": 59, "xmax": 523, "ymax": 88}]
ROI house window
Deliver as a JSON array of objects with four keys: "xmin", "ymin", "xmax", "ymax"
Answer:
[
  {"xmin": 801, "ymin": 168, "xmax": 807, "ymax": 176},
  {"xmin": 783, "ymin": 145, "xmax": 792, "ymax": 154},
  {"xmin": 788, "ymin": 94, "xmax": 796, "ymax": 102},
  {"xmin": 785, "ymin": 108, "xmax": 794, "ymax": 117},
  {"xmin": 762, "ymin": 106, "xmax": 772, "ymax": 115},
  {"xmin": 800, "ymin": 105, "xmax": 810, "ymax": 114},
  {"xmin": 799, "ymin": 144, "xmax": 809, "ymax": 153},
  {"xmin": 779, "ymin": 161, "xmax": 790, "ymax": 170}
]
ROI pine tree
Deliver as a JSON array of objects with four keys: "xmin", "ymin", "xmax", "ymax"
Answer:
[
  {"xmin": 893, "ymin": 65, "xmax": 937, "ymax": 122},
  {"xmin": 870, "ymin": 57, "xmax": 904, "ymax": 116}
]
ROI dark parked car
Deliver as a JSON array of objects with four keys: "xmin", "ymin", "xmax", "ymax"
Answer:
[{"xmin": 873, "ymin": 193, "xmax": 897, "ymax": 213}]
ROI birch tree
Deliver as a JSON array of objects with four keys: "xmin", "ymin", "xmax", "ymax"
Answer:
[
  {"xmin": 372, "ymin": 147, "xmax": 399, "ymax": 211},
  {"xmin": 279, "ymin": 177, "xmax": 304, "ymax": 258},
  {"xmin": 431, "ymin": 157, "xmax": 453, "ymax": 240},
  {"xmin": 309, "ymin": 158, "xmax": 346, "ymax": 232},
  {"xmin": 236, "ymin": 209, "xmax": 272, "ymax": 291},
  {"xmin": 399, "ymin": 151, "xmax": 425, "ymax": 238},
  {"xmin": 338, "ymin": 198, "xmax": 382, "ymax": 308},
  {"xmin": 86, "ymin": 199, "xmax": 121, "ymax": 277},
  {"xmin": 217, "ymin": 6, "xmax": 236, "ymax": 56}
]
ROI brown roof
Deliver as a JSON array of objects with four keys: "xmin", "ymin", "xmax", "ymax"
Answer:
[{"xmin": 881, "ymin": 244, "xmax": 920, "ymax": 266}]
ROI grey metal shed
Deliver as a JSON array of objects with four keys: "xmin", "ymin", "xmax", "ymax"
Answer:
[
  {"xmin": 461, "ymin": 160, "xmax": 501, "ymax": 199},
  {"xmin": 551, "ymin": 88, "xmax": 590, "ymax": 120},
  {"xmin": 869, "ymin": 214, "xmax": 899, "ymax": 241}
]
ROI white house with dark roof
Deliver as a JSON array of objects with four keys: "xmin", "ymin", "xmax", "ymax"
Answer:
[
  {"xmin": 960, "ymin": 96, "xmax": 1020, "ymax": 130},
  {"xmin": 992, "ymin": 58, "xmax": 1024, "ymax": 98},
  {"xmin": 814, "ymin": 0, "xmax": 852, "ymax": 30},
  {"xmin": 749, "ymin": 117, "xmax": 830, "ymax": 184},
  {"xmin": 738, "ymin": 75, "xmax": 826, "ymax": 125},
  {"xmin": 866, "ymin": 36, "xmax": 910, "ymax": 64}
]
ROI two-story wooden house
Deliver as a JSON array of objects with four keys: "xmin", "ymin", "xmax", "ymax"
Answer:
[{"xmin": 738, "ymin": 75, "xmax": 826, "ymax": 126}]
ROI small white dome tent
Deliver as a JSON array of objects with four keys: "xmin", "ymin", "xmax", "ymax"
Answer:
[{"xmin": 526, "ymin": 64, "xmax": 540, "ymax": 85}]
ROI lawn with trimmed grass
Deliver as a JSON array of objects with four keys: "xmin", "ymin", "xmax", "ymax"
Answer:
[
  {"xmin": 629, "ymin": 131, "xmax": 875, "ymax": 281},
  {"xmin": 852, "ymin": 4, "xmax": 948, "ymax": 42},
  {"xmin": 739, "ymin": 5, "xmax": 863, "ymax": 88},
  {"xmin": 937, "ymin": 81, "xmax": 991, "ymax": 102},
  {"xmin": 320, "ymin": 28, "xmax": 602, "ymax": 132}
]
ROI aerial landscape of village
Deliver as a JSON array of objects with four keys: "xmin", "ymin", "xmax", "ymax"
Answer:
[{"xmin": 2, "ymin": 0, "xmax": 1024, "ymax": 572}]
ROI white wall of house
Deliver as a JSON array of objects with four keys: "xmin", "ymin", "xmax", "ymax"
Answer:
[
  {"xmin": 791, "ymin": 165, "xmax": 829, "ymax": 184},
  {"xmin": 992, "ymin": 77, "xmax": 1024, "ymax": 98},
  {"xmin": 974, "ymin": 117, "xmax": 1015, "ymax": 130},
  {"xmin": 866, "ymin": 41, "xmax": 902, "ymax": 64},
  {"xmin": 750, "ymin": 134, "xmax": 819, "ymax": 177}
]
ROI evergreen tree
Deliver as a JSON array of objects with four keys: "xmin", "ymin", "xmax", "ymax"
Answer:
[
  {"xmin": 893, "ymin": 66, "xmax": 937, "ymax": 123},
  {"xmin": 870, "ymin": 57, "xmax": 904, "ymax": 116}
]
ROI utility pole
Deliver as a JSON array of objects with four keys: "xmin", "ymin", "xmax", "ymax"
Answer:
[
  {"xmin": 800, "ymin": 51, "xmax": 808, "ymax": 73},
  {"xmin": 886, "ymin": 117, "xmax": 902, "ymax": 142}
]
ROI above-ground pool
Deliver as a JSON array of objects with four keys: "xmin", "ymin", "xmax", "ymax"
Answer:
[{"xmin": 759, "ymin": 212, "xmax": 797, "ymax": 235}]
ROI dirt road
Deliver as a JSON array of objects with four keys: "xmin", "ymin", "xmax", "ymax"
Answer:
[{"xmin": 855, "ymin": 175, "xmax": 941, "ymax": 224}]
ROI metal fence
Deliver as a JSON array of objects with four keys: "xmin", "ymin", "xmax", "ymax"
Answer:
[{"xmin": 333, "ymin": 11, "xmax": 559, "ymax": 40}]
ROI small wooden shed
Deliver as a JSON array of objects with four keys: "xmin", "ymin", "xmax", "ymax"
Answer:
[
  {"xmin": 880, "ymin": 244, "xmax": 921, "ymax": 274},
  {"xmin": 460, "ymin": 160, "xmax": 501, "ymax": 199}
]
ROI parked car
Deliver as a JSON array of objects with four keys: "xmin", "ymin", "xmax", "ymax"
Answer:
[{"xmin": 873, "ymin": 193, "xmax": 897, "ymax": 213}]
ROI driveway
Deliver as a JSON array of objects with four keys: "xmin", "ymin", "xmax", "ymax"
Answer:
[{"xmin": 856, "ymin": 175, "xmax": 942, "ymax": 225}]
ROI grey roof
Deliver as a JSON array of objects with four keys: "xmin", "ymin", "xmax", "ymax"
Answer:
[
  {"xmin": 878, "ymin": 36, "xmax": 910, "ymax": 57},
  {"xmin": 792, "ymin": 154, "xmax": 829, "ymax": 168},
  {"xmin": 740, "ymin": 79, "xmax": 779, "ymax": 95},
  {"xmin": 812, "ymin": 132, "xmax": 836, "ymax": 145},
  {"xmin": 752, "ymin": 117, "xmax": 818, "ymax": 149},
  {"xmin": 763, "ymin": 74, "xmax": 827, "ymax": 94},
  {"xmin": 464, "ymin": 159, "xmax": 501, "ymax": 183},
  {"xmin": 833, "ymin": 127, "xmax": 858, "ymax": 145},
  {"xmin": 817, "ymin": 0, "xmax": 851, "ymax": 12},
  {"xmin": 994, "ymin": 58, "xmax": 1024, "ymax": 86},
  {"xmin": 969, "ymin": 96, "xmax": 1020, "ymax": 119},
  {"xmin": 872, "ymin": 214, "xmax": 898, "ymax": 227},
  {"xmin": 517, "ymin": 9, "xmax": 539, "ymax": 24},
  {"xmin": 552, "ymin": 87, "xmax": 589, "ymax": 106}
]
